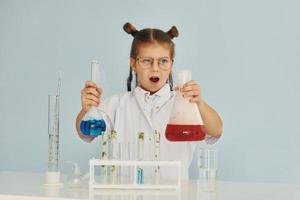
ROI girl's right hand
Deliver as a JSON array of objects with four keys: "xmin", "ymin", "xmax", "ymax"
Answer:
[{"xmin": 81, "ymin": 81, "xmax": 103, "ymax": 113}]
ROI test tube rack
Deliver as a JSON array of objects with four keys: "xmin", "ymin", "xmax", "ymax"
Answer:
[{"xmin": 89, "ymin": 159, "xmax": 181, "ymax": 190}]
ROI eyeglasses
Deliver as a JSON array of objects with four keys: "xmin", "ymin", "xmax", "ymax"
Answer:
[{"xmin": 136, "ymin": 57, "xmax": 173, "ymax": 70}]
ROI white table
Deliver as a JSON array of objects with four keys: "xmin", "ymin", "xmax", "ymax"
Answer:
[{"xmin": 0, "ymin": 171, "xmax": 299, "ymax": 200}]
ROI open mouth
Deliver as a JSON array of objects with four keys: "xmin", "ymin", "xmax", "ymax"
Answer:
[{"xmin": 149, "ymin": 76, "xmax": 160, "ymax": 83}]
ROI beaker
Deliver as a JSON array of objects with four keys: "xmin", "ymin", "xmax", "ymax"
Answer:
[
  {"xmin": 80, "ymin": 60, "xmax": 106, "ymax": 137},
  {"xmin": 165, "ymin": 70, "xmax": 207, "ymax": 141},
  {"xmin": 197, "ymin": 147, "xmax": 217, "ymax": 191},
  {"xmin": 48, "ymin": 94, "xmax": 60, "ymax": 172}
]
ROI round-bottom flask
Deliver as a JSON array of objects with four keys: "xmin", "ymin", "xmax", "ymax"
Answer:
[
  {"xmin": 80, "ymin": 60, "xmax": 106, "ymax": 137},
  {"xmin": 80, "ymin": 107, "xmax": 106, "ymax": 137}
]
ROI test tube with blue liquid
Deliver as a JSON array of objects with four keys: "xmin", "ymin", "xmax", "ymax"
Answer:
[
  {"xmin": 80, "ymin": 60, "xmax": 106, "ymax": 137},
  {"xmin": 137, "ymin": 132, "xmax": 144, "ymax": 184}
]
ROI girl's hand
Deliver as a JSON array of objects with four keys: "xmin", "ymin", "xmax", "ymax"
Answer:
[
  {"xmin": 81, "ymin": 81, "xmax": 102, "ymax": 113},
  {"xmin": 175, "ymin": 80, "xmax": 204, "ymax": 106}
]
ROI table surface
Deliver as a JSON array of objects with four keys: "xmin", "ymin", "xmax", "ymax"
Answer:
[{"xmin": 0, "ymin": 171, "xmax": 300, "ymax": 200}]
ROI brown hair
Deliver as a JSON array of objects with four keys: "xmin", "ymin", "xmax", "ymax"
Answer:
[{"xmin": 123, "ymin": 22, "xmax": 179, "ymax": 91}]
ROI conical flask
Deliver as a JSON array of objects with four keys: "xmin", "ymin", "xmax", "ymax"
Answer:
[
  {"xmin": 80, "ymin": 60, "xmax": 106, "ymax": 137},
  {"xmin": 165, "ymin": 70, "xmax": 207, "ymax": 141}
]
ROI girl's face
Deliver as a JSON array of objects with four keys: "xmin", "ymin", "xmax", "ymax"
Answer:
[{"xmin": 131, "ymin": 43, "xmax": 173, "ymax": 94}]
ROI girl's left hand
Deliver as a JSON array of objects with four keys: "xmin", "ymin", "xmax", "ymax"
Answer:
[{"xmin": 175, "ymin": 80, "xmax": 204, "ymax": 106}]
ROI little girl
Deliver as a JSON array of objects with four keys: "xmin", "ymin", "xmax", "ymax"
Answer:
[{"xmin": 76, "ymin": 22, "xmax": 223, "ymax": 179}]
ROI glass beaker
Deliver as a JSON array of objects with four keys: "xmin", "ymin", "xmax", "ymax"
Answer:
[
  {"xmin": 165, "ymin": 70, "xmax": 207, "ymax": 141},
  {"xmin": 48, "ymin": 94, "xmax": 60, "ymax": 172},
  {"xmin": 80, "ymin": 60, "xmax": 106, "ymax": 137},
  {"xmin": 197, "ymin": 147, "xmax": 217, "ymax": 191}
]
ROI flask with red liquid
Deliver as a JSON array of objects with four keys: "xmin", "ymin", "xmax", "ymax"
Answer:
[{"xmin": 165, "ymin": 70, "xmax": 207, "ymax": 141}]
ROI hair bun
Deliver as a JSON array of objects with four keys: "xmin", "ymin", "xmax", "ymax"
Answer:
[
  {"xmin": 123, "ymin": 22, "xmax": 138, "ymax": 37},
  {"xmin": 167, "ymin": 26, "xmax": 179, "ymax": 39}
]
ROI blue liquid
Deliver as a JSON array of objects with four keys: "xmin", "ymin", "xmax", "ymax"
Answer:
[
  {"xmin": 80, "ymin": 119, "xmax": 106, "ymax": 136},
  {"xmin": 137, "ymin": 168, "xmax": 144, "ymax": 184}
]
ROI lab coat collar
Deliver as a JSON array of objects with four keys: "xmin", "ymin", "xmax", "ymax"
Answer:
[
  {"xmin": 134, "ymin": 84, "xmax": 171, "ymax": 98},
  {"xmin": 133, "ymin": 84, "xmax": 173, "ymax": 130}
]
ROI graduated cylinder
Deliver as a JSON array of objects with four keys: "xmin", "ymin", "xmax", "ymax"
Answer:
[{"xmin": 48, "ymin": 94, "xmax": 60, "ymax": 172}]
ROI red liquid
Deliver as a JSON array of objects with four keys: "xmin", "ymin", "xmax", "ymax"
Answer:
[{"xmin": 165, "ymin": 124, "xmax": 207, "ymax": 141}]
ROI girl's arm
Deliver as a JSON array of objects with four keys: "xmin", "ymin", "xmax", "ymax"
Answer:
[{"xmin": 197, "ymin": 100, "xmax": 223, "ymax": 137}]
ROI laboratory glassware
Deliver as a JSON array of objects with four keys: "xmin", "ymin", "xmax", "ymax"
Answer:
[
  {"xmin": 45, "ymin": 94, "xmax": 62, "ymax": 185},
  {"xmin": 165, "ymin": 70, "xmax": 207, "ymax": 141},
  {"xmin": 48, "ymin": 95, "xmax": 60, "ymax": 172},
  {"xmin": 198, "ymin": 147, "xmax": 217, "ymax": 191},
  {"xmin": 137, "ymin": 132, "xmax": 144, "ymax": 184},
  {"xmin": 66, "ymin": 161, "xmax": 83, "ymax": 188},
  {"xmin": 80, "ymin": 60, "xmax": 106, "ymax": 137},
  {"xmin": 154, "ymin": 130, "xmax": 160, "ymax": 184}
]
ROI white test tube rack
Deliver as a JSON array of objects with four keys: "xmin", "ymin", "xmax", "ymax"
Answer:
[{"xmin": 89, "ymin": 159, "xmax": 181, "ymax": 190}]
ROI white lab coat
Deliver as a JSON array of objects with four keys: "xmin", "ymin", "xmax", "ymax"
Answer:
[{"xmin": 97, "ymin": 84, "xmax": 219, "ymax": 180}]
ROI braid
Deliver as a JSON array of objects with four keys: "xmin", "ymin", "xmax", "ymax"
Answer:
[
  {"xmin": 127, "ymin": 68, "xmax": 133, "ymax": 91},
  {"xmin": 169, "ymin": 73, "xmax": 173, "ymax": 91}
]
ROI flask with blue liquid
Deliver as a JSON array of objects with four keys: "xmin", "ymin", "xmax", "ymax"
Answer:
[{"xmin": 80, "ymin": 60, "xmax": 106, "ymax": 137}]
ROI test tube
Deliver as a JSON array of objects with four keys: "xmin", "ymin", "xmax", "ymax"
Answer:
[
  {"xmin": 119, "ymin": 141, "xmax": 132, "ymax": 184},
  {"xmin": 48, "ymin": 95, "xmax": 60, "ymax": 172},
  {"xmin": 118, "ymin": 142, "xmax": 122, "ymax": 183},
  {"xmin": 100, "ymin": 133, "xmax": 109, "ymax": 183},
  {"xmin": 127, "ymin": 142, "xmax": 132, "ymax": 183},
  {"xmin": 137, "ymin": 132, "xmax": 144, "ymax": 184},
  {"xmin": 154, "ymin": 130, "xmax": 161, "ymax": 184},
  {"xmin": 109, "ymin": 130, "xmax": 118, "ymax": 183}
]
